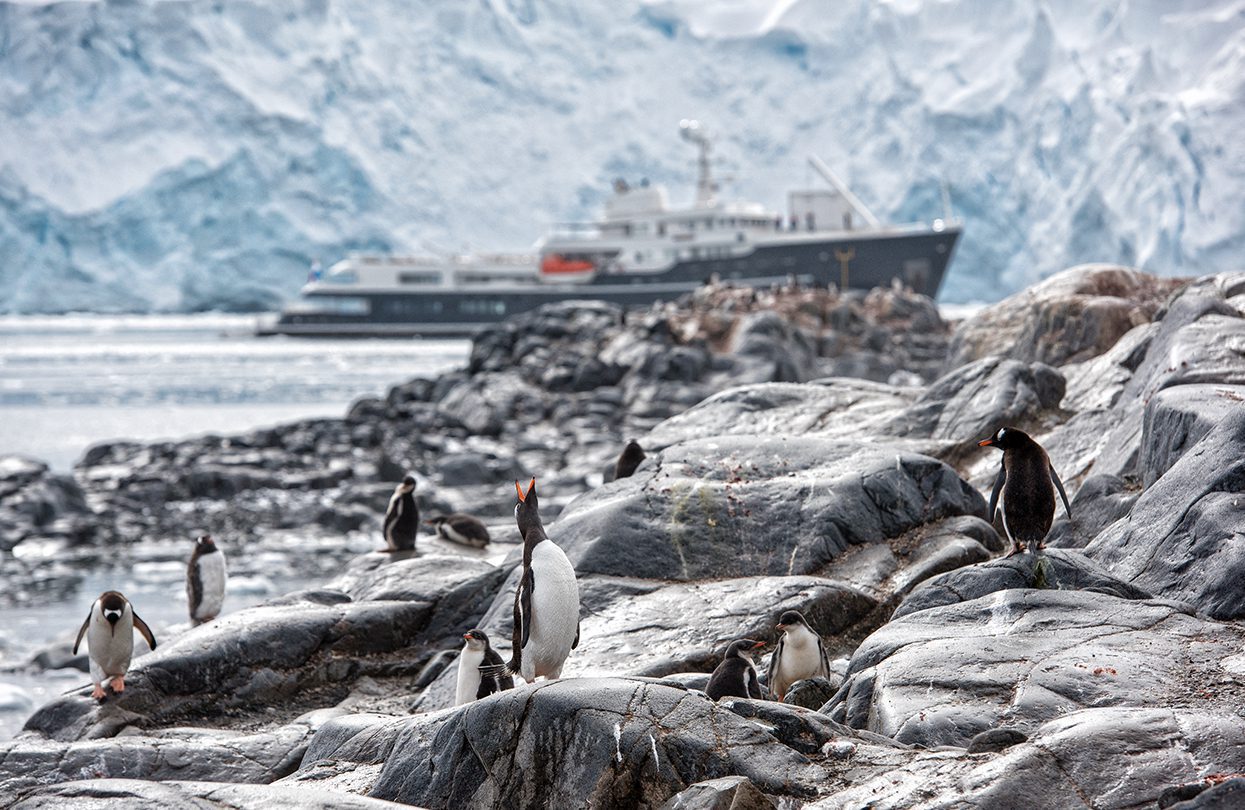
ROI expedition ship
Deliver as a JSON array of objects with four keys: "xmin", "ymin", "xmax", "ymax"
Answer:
[{"xmin": 264, "ymin": 121, "xmax": 960, "ymax": 337}]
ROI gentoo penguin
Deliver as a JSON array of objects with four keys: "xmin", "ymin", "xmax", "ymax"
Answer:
[
  {"xmin": 455, "ymin": 629, "xmax": 514, "ymax": 705},
  {"xmin": 979, "ymin": 427, "xmax": 1073, "ymax": 555},
  {"xmin": 767, "ymin": 610, "xmax": 832, "ymax": 701},
  {"xmin": 186, "ymin": 534, "xmax": 227, "ymax": 626},
  {"xmin": 613, "ymin": 439, "xmax": 646, "ymax": 481},
  {"xmin": 706, "ymin": 639, "xmax": 766, "ymax": 701},
  {"xmin": 73, "ymin": 591, "xmax": 157, "ymax": 700},
  {"xmin": 506, "ymin": 478, "xmax": 580, "ymax": 681},
  {"xmin": 383, "ymin": 474, "xmax": 419, "ymax": 552},
  {"xmin": 427, "ymin": 513, "xmax": 491, "ymax": 549}
]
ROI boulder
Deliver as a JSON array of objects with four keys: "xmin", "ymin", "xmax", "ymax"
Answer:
[
  {"xmin": 1044, "ymin": 474, "xmax": 1139, "ymax": 549},
  {"xmin": 827, "ymin": 589, "xmax": 1245, "ymax": 748},
  {"xmin": 290, "ymin": 679, "xmax": 827, "ymax": 808},
  {"xmin": 9, "ymin": 778, "xmax": 405, "ymax": 809},
  {"xmin": 660, "ymin": 775, "xmax": 775, "ymax": 810}
]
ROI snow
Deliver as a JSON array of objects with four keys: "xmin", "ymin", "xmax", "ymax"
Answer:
[{"xmin": 0, "ymin": 0, "xmax": 1241, "ymax": 310}]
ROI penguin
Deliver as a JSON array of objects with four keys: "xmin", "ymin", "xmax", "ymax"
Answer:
[
  {"xmin": 186, "ymin": 534, "xmax": 227, "ymax": 626},
  {"xmin": 706, "ymin": 639, "xmax": 766, "ymax": 701},
  {"xmin": 505, "ymin": 478, "xmax": 580, "ymax": 682},
  {"xmin": 454, "ymin": 629, "xmax": 514, "ymax": 705},
  {"xmin": 979, "ymin": 427, "xmax": 1073, "ymax": 555},
  {"xmin": 427, "ymin": 513, "xmax": 491, "ymax": 549},
  {"xmin": 767, "ymin": 610, "xmax": 833, "ymax": 701},
  {"xmin": 73, "ymin": 591, "xmax": 157, "ymax": 700},
  {"xmin": 383, "ymin": 474, "xmax": 420, "ymax": 552},
  {"xmin": 613, "ymin": 439, "xmax": 646, "ymax": 481}
]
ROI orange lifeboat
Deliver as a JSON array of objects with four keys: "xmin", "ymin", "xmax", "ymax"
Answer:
[{"xmin": 540, "ymin": 254, "xmax": 595, "ymax": 276}]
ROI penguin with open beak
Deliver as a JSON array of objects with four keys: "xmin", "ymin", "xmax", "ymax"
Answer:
[
  {"xmin": 383, "ymin": 474, "xmax": 419, "ymax": 552},
  {"xmin": 979, "ymin": 427, "xmax": 1072, "ymax": 555},
  {"xmin": 705, "ymin": 638, "xmax": 766, "ymax": 701},
  {"xmin": 767, "ymin": 610, "xmax": 833, "ymax": 702},
  {"xmin": 455, "ymin": 629, "xmax": 514, "ymax": 705},
  {"xmin": 73, "ymin": 591, "xmax": 157, "ymax": 700}
]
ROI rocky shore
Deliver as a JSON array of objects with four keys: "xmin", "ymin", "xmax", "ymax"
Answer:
[{"xmin": 3, "ymin": 265, "xmax": 1245, "ymax": 809}]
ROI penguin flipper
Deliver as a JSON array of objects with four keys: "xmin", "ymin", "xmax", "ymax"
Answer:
[
  {"xmin": 767, "ymin": 639, "xmax": 784, "ymax": 694},
  {"xmin": 987, "ymin": 465, "xmax": 1006, "ymax": 523},
  {"xmin": 818, "ymin": 639, "xmax": 833, "ymax": 680},
  {"xmin": 72, "ymin": 613, "xmax": 90, "ymax": 656},
  {"xmin": 518, "ymin": 568, "xmax": 534, "ymax": 649},
  {"xmin": 572, "ymin": 620, "xmax": 580, "ymax": 650},
  {"xmin": 746, "ymin": 666, "xmax": 763, "ymax": 700},
  {"xmin": 132, "ymin": 612, "xmax": 157, "ymax": 650},
  {"xmin": 1050, "ymin": 464, "xmax": 1073, "ymax": 518}
]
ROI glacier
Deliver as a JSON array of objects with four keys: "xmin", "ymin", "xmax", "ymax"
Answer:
[{"xmin": 0, "ymin": 0, "xmax": 1241, "ymax": 311}]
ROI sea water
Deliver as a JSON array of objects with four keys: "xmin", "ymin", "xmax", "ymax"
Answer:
[{"xmin": 0, "ymin": 313, "xmax": 470, "ymax": 738}]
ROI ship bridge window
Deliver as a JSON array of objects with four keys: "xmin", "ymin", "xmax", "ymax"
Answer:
[
  {"xmin": 326, "ymin": 271, "xmax": 358, "ymax": 284},
  {"xmin": 399, "ymin": 271, "xmax": 442, "ymax": 285},
  {"xmin": 314, "ymin": 296, "xmax": 370, "ymax": 315}
]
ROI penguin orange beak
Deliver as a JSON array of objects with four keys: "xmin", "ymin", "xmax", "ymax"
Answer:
[
  {"xmin": 978, "ymin": 438, "xmax": 994, "ymax": 447},
  {"xmin": 751, "ymin": 640, "xmax": 765, "ymax": 650},
  {"xmin": 463, "ymin": 632, "xmax": 473, "ymax": 640},
  {"xmin": 515, "ymin": 477, "xmax": 536, "ymax": 502},
  {"xmin": 515, "ymin": 480, "xmax": 525, "ymax": 502},
  {"xmin": 775, "ymin": 623, "xmax": 787, "ymax": 631}
]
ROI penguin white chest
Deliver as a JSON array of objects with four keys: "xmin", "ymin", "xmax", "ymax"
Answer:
[
  {"xmin": 523, "ymin": 540, "xmax": 579, "ymax": 680},
  {"xmin": 773, "ymin": 628, "xmax": 825, "ymax": 693},
  {"xmin": 192, "ymin": 552, "xmax": 227, "ymax": 621},
  {"xmin": 87, "ymin": 612, "xmax": 134, "ymax": 682},
  {"xmin": 455, "ymin": 646, "xmax": 485, "ymax": 705}
]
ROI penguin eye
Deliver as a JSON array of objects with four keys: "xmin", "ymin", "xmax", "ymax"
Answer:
[{"xmin": 996, "ymin": 428, "xmax": 1007, "ymax": 442}]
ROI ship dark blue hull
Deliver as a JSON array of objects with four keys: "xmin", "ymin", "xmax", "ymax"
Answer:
[{"xmin": 265, "ymin": 226, "xmax": 960, "ymax": 337}]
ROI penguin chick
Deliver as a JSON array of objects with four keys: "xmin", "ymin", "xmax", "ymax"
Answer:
[
  {"xmin": 186, "ymin": 534, "xmax": 227, "ymax": 626},
  {"xmin": 613, "ymin": 439, "xmax": 646, "ymax": 481},
  {"xmin": 506, "ymin": 478, "xmax": 580, "ymax": 682},
  {"xmin": 767, "ymin": 610, "xmax": 832, "ymax": 701},
  {"xmin": 979, "ymin": 427, "xmax": 1072, "ymax": 555},
  {"xmin": 383, "ymin": 474, "xmax": 420, "ymax": 552},
  {"xmin": 427, "ymin": 513, "xmax": 491, "ymax": 549},
  {"xmin": 73, "ymin": 591, "xmax": 157, "ymax": 700},
  {"xmin": 455, "ymin": 629, "xmax": 514, "ymax": 705},
  {"xmin": 706, "ymin": 639, "xmax": 766, "ymax": 701}
]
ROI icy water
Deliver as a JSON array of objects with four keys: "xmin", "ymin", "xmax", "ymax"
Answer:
[{"xmin": 0, "ymin": 314, "xmax": 470, "ymax": 738}]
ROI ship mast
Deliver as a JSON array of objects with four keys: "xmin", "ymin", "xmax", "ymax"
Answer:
[{"xmin": 679, "ymin": 119, "xmax": 717, "ymax": 208}]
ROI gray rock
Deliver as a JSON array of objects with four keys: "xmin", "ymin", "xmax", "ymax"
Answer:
[
  {"xmin": 781, "ymin": 677, "xmax": 840, "ymax": 711},
  {"xmin": 827, "ymin": 589, "xmax": 1245, "ymax": 747},
  {"xmin": 9, "ymin": 778, "xmax": 405, "ymax": 809},
  {"xmin": 892, "ymin": 548, "xmax": 1151, "ymax": 619},
  {"xmin": 1045, "ymin": 474, "xmax": 1139, "ymax": 549},
  {"xmin": 291, "ymin": 679, "xmax": 827, "ymax": 807},
  {"xmin": 660, "ymin": 776, "xmax": 776, "ymax": 809},
  {"xmin": 965, "ymin": 727, "xmax": 1028, "ymax": 753},
  {"xmin": 1167, "ymin": 777, "xmax": 1245, "ymax": 809}
]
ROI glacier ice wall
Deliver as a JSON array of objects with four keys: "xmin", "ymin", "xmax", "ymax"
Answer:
[{"xmin": 0, "ymin": 0, "xmax": 1241, "ymax": 311}]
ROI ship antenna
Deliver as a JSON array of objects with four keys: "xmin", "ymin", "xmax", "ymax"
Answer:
[
  {"xmin": 807, "ymin": 154, "xmax": 882, "ymax": 229},
  {"xmin": 679, "ymin": 119, "xmax": 716, "ymax": 208},
  {"xmin": 940, "ymin": 177, "xmax": 956, "ymax": 223}
]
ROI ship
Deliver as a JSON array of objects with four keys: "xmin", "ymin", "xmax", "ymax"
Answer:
[{"xmin": 263, "ymin": 121, "xmax": 961, "ymax": 337}]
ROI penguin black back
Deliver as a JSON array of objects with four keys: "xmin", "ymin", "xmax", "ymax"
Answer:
[
  {"xmin": 383, "ymin": 474, "xmax": 420, "ymax": 552},
  {"xmin": 979, "ymin": 427, "xmax": 1072, "ymax": 554},
  {"xmin": 465, "ymin": 629, "xmax": 514, "ymax": 700},
  {"xmin": 613, "ymin": 439, "xmax": 646, "ymax": 481},
  {"xmin": 705, "ymin": 639, "xmax": 765, "ymax": 701}
]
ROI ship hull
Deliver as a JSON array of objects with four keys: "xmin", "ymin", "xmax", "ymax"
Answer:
[{"xmin": 263, "ymin": 226, "xmax": 959, "ymax": 337}]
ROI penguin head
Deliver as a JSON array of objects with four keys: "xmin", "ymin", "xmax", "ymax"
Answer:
[
  {"xmin": 978, "ymin": 426, "xmax": 1032, "ymax": 450},
  {"xmin": 426, "ymin": 515, "xmax": 446, "ymax": 528},
  {"xmin": 514, "ymin": 478, "xmax": 541, "ymax": 536},
  {"xmin": 100, "ymin": 591, "xmax": 127, "ymax": 625},
  {"xmin": 775, "ymin": 610, "xmax": 807, "ymax": 632},
  {"xmin": 194, "ymin": 534, "xmax": 218, "ymax": 554},
  {"xmin": 398, "ymin": 475, "xmax": 417, "ymax": 494},
  {"xmin": 462, "ymin": 628, "xmax": 490, "ymax": 651},
  {"xmin": 727, "ymin": 638, "xmax": 765, "ymax": 659}
]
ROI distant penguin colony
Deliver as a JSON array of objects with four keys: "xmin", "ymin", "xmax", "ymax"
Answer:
[
  {"xmin": 427, "ymin": 513, "xmax": 491, "ymax": 549},
  {"xmin": 613, "ymin": 439, "xmax": 646, "ymax": 480},
  {"xmin": 187, "ymin": 534, "xmax": 227, "ymax": 626},
  {"xmin": 383, "ymin": 474, "xmax": 420, "ymax": 552},
  {"xmin": 505, "ymin": 478, "xmax": 581, "ymax": 682},
  {"xmin": 455, "ymin": 628, "xmax": 514, "ymax": 705},
  {"xmin": 767, "ymin": 610, "xmax": 833, "ymax": 701},
  {"xmin": 979, "ymin": 427, "xmax": 1072, "ymax": 555},
  {"xmin": 706, "ymin": 639, "xmax": 766, "ymax": 701},
  {"xmin": 73, "ymin": 591, "xmax": 157, "ymax": 700}
]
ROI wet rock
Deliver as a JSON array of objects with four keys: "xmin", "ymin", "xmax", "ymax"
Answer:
[
  {"xmin": 660, "ymin": 776, "xmax": 776, "ymax": 809},
  {"xmin": 1166, "ymin": 777, "xmax": 1245, "ymax": 809},
  {"xmin": 965, "ymin": 727, "xmax": 1028, "ymax": 753},
  {"xmin": 780, "ymin": 677, "xmax": 839, "ymax": 711},
  {"xmin": 291, "ymin": 679, "xmax": 826, "ymax": 807},
  {"xmin": 892, "ymin": 548, "xmax": 1151, "ymax": 619},
  {"xmin": 555, "ymin": 435, "xmax": 986, "ymax": 581},
  {"xmin": 9, "ymin": 778, "xmax": 404, "ymax": 809},
  {"xmin": 0, "ymin": 456, "xmax": 93, "ymax": 551},
  {"xmin": 1044, "ymin": 474, "xmax": 1138, "ymax": 549},
  {"xmin": 827, "ymin": 589, "xmax": 1245, "ymax": 747}
]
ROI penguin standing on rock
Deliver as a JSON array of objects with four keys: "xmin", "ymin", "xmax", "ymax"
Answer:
[
  {"xmin": 613, "ymin": 439, "xmax": 646, "ymax": 481},
  {"xmin": 706, "ymin": 639, "xmax": 766, "ymax": 701},
  {"xmin": 73, "ymin": 591, "xmax": 157, "ymax": 700},
  {"xmin": 383, "ymin": 474, "xmax": 420, "ymax": 552},
  {"xmin": 505, "ymin": 478, "xmax": 580, "ymax": 682},
  {"xmin": 186, "ymin": 534, "xmax": 227, "ymax": 626},
  {"xmin": 767, "ymin": 610, "xmax": 833, "ymax": 701},
  {"xmin": 455, "ymin": 629, "xmax": 514, "ymax": 705},
  {"xmin": 427, "ymin": 513, "xmax": 491, "ymax": 549},
  {"xmin": 979, "ymin": 427, "xmax": 1073, "ymax": 556}
]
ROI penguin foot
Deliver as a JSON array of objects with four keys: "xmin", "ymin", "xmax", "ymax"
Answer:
[
  {"xmin": 110, "ymin": 676, "xmax": 126, "ymax": 693},
  {"xmin": 91, "ymin": 684, "xmax": 106, "ymax": 700},
  {"xmin": 1007, "ymin": 546, "xmax": 1025, "ymax": 557}
]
